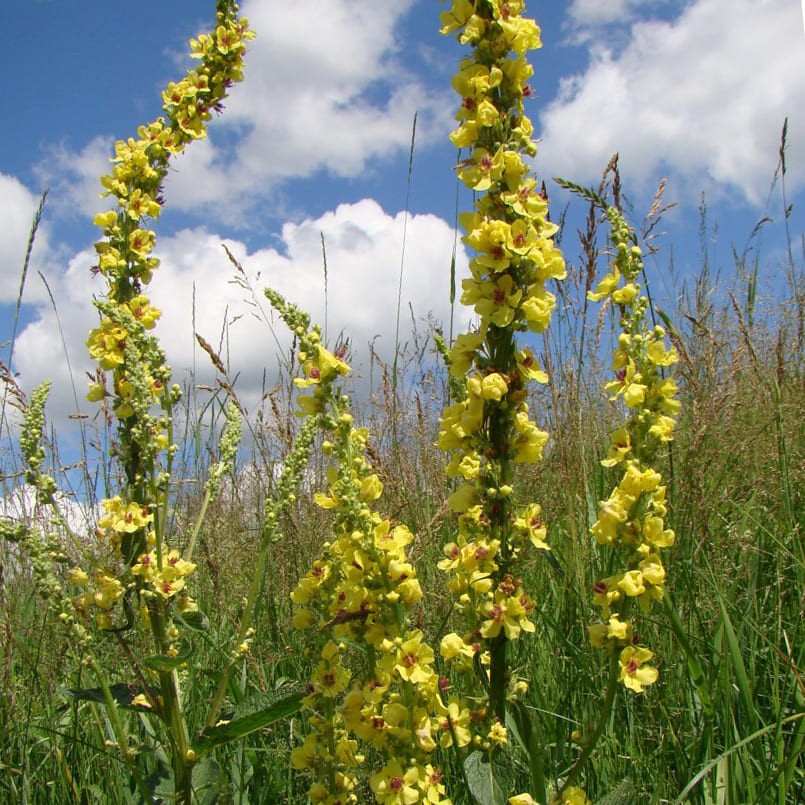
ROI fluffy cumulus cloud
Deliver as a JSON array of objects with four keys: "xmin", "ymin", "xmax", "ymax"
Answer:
[
  {"xmin": 567, "ymin": 0, "xmax": 676, "ymax": 30},
  {"xmin": 31, "ymin": 0, "xmax": 452, "ymax": 227},
  {"xmin": 33, "ymin": 136, "xmax": 115, "ymax": 223},
  {"xmin": 162, "ymin": 0, "xmax": 452, "ymax": 215},
  {"xmin": 10, "ymin": 200, "xmax": 468, "ymax": 424},
  {"xmin": 542, "ymin": 0, "xmax": 805, "ymax": 204},
  {"xmin": 0, "ymin": 173, "xmax": 55, "ymax": 305}
]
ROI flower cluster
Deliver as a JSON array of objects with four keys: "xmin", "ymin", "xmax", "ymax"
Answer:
[
  {"xmin": 510, "ymin": 786, "xmax": 591, "ymax": 805},
  {"xmin": 436, "ymin": 0, "xmax": 565, "ymax": 739},
  {"xmin": 586, "ymin": 207, "xmax": 680, "ymax": 693},
  {"xmin": 265, "ymin": 290, "xmax": 449, "ymax": 805},
  {"xmin": 75, "ymin": 3, "xmax": 253, "ymax": 635}
]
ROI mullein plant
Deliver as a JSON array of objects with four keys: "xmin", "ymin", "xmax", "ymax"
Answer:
[
  {"xmin": 554, "ymin": 202, "xmax": 679, "ymax": 794},
  {"xmin": 268, "ymin": 288, "xmax": 451, "ymax": 805},
  {"xmin": 538, "ymin": 181, "xmax": 680, "ymax": 800},
  {"xmin": 585, "ymin": 206, "xmax": 679, "ymax": 693},
  {"xmin": 5, "ymin": 4, "xmax": 259, "ymax": 802},
  {"xmin": 436, "ymin": 0, "xmax": 565, "ymax": 768}
]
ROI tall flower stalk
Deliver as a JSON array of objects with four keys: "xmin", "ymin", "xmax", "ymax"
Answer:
[
  {"xmin": 9, "ymin": 4, "xmax": 255, "ymax": 802},
  {"xmin": 547, "ymin": 185, "xmax": 680, "ymax": 799},
  {"xmin": 584, "ymin": 205, "xmax": 679, "ymax": 691},
  {"xmin": 267, "ymin": 289, "xmax": 450, "ymax": 805},
  {"xmin": 436, "ymin": 0, "xmax": 565, "ymax": 752}
]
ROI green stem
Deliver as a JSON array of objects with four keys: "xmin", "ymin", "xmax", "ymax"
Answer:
[
  {"xmin": 90, "ymin": 657, "xmax": 153, "ymax": 803},
  {"xmin": 203, "ymin": 416, "xmax": 316, "ymax": 729},
  {"xmin": 150, "ymin": 606, "xmax": 193, "ymax": 802},
  {"xmin": 183, "ymin": 485, "xmax": 212, "ymax": 564},
  {"xmin": 160, "ymin": 667, "xmax": 193, "ymax": 804},
  {"xmin": 488, "ymin": 633, "xmax": 508, "ymax": 722}
]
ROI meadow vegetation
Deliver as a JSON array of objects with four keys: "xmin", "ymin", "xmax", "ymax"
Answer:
[{"xmin": 1, "ymin": 1, "xmax": 803, "ymax": 803}]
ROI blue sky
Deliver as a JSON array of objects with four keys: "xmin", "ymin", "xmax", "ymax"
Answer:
[{"xmin": 1, "ymin": 0, "xmax": 804, "ymax": 430}]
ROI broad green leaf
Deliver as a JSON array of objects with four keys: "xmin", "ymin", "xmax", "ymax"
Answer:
[
  {"xmin": 464, "ymin": 751, "xmax": 507, "ymax": 805},
  {"xmin": 193, "ymin": 686, "xmax": 305, "ymax": 755},
  {"xmin": 176, "ymin": 609, "xmax": 210, "ymax": 632},
  {"xmin": 193, "ymin": 758, "xmax": 226, "ymax": 805},
  {"xmin": 144, "ymin": 638, "xmax": 195, "ymax": 672},
  {"xmin": 64, "ymin": 683, "xmax": 140, "ymax": 709}
]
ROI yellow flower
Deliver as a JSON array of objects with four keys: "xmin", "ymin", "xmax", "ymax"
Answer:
[
  {"xmin": 447, "ymin": 483, "xmax": 480, "ymax": 513},
  {"xmin": 588, "ymin": 268, "xmax": 620, "ymax": 301},
  {"xmin": 86, "ymin": 319, "xmax": 127, "ymax": 370},
  {"xmin": 612, "ymin": 282, "xmax": 639, "ymax": 305},
  {"xmin": 481, "ymin": 372, "xmax": 508, "ymax": 401},
  {"xmin": 439, "ymin": 699, "xmax": 472, "ymax": 747},
  {"xmin": 127, "ymin": 295, "xmax": 161, "ymax": 329},
  {"xmin": 92, "ymin": 571, "xmax": 124, "ymax": 610},
  {"xmin": 123, "ymin": 189, "xmax": 161, "ymax": 221},
  {"xmin": 514, "ymin": 503, "xmax": 549, "ymax": 550},
  {"xmin": 311, "ymin": 642, "xmax": 351, "ymax": 698},
  {"xmin": 480, "ymin": 590, "xmax": 535, "ymax": 640},
  {"xmin": 512, "ymin": 408, "xmax": 548, "ymax": 463},
  {"xmin": 520, "ymin": 283, "xmax": 556, "ymax": 332},
  {"xmin": 601, "ymin": 427, "xmax": 631, "ymax": 467},
  {"xmin": 370, "ymin": 760, "xmax": 421, "ymax": 805},
  {"xmin": 395, "ymin": 630, "xmax": 436, "ymax": 685},
  {"xmin": 461, "ymin": 272, "xmax": 523, "ymax": 328},
  {"xmin": 515, "ymin": 347, "xmax": 548, "ymax": 384},
  {"xmin": 487, "ymin": 721, "xmax": 508, "ymax": 746},
  {"xmin": 643, "ymin": 516, "xmax": 675, "ymax": 548},
  {"xmin": 127, "ymin": 228, "xmax": 156, "ymax": 259},
  {"xmin": 592, "ymin": 576, "xmax": 622, "ymax": 618},
  {"xmin": 619, "ymin": 646, "xmax": 659, "ymax": 693},
  {"xmin": 360, "ymin": 473, "xmax": 383, "ymax": 502},
  {"xmin": 98, "ymin": 496, "xmax": 153, "ymax": 534},
  {"xmin": 66, "ymin": 567, "xmax": 89, "ymax": 586},
  {"xmin": 449, "ymin": 330, "xmax": 485, "ymax": 377},
  {"xmin": 458, "ymin": 146, "xmax": 504, "ymax": 191},
  {"xmin": 131, "ymin": 693, "xmax": 152, "ymax": 709},
  {"xmin": 446, "ymin": 450, "xmax": 481, "ymax": 480},
  {"xmin": 560, "ymin": 787, "xmax": 591, "ymax": 805},
  {"xmin": 290, "ymin": 734, "xmax": 324, "ymax": 770},
  {"xmin": 93, "ymin": 211, "xmax": 118, "ymax": 230}
]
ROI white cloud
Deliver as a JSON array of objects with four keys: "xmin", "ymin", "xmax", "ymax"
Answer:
[
  {"xmin": 1, "ymin": 485, "xmax": 97, "ymax": 541},
  {"xmin": 0, "ymin": 174, "xmax": 53, "ymax": 305},
  {"xmin": 542, "ymin": 0, "xmax": 805, "ymax": 204},
  {"xmin": 567, "ymin": 0, "xmax": 675, "ymax": 29},
  {"xmin": 10, "ymin": 199, "xmax": 469, "ymax": 424},
  {"xmin": 228, "ymin": 0, "xmax": 445, "ymax": 176},
  {"xmin": 34, "ymin": 136, "xmax": 114, "ymax": 221},
  {"xmin": 173, "ymin": 0, "xmax": 453, "ymax": 210},
  {"xmin": 33, "ymin": 0, "xmax": 453, "ymax": 227}
]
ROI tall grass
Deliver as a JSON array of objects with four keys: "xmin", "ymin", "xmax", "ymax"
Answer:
[
  {"xmin": 2, "ymin": 191, "xmax": 801, "ymax": 801},
  {"xmin": 1, "ymin": 6, "xmax": 803, "ymax": 805}
]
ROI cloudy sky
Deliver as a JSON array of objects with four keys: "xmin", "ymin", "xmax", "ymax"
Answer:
[{"xmin": 1, "ymin": 0, "xmax": 804, "ymax": 432}]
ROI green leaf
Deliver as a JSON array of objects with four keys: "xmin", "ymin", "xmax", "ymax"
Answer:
[
  {"xmin": 64, "ymin": 683, "xmax": 141, "ymax": 709},
  {"xmin": 464, "ymin": 751, "xmax": 507, "ymax": 805},
  {"xmin": 716, "ymin": 595, "xmax": 758, "ymax": 727},
  {"xmin": 663, "ymin": 592, "xmax": 714, "ymax": 717},
  {"xmin": 144, "ymin": 638, "xmax": 195, "ymax": 672},
  {"xmin": 193, "ymin": 685, "xmax": 305, "ymax": 755},
  {"xmin": 554, "ymin": 177, "xmax": 608, "ymax": 210},
  {"xmin": 176, "ymin": 609, "xmax": 210, "ymax": 632},
  {"xmin": 192, "ymin": 758, "xmax": 226, "ymax": 805}
]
